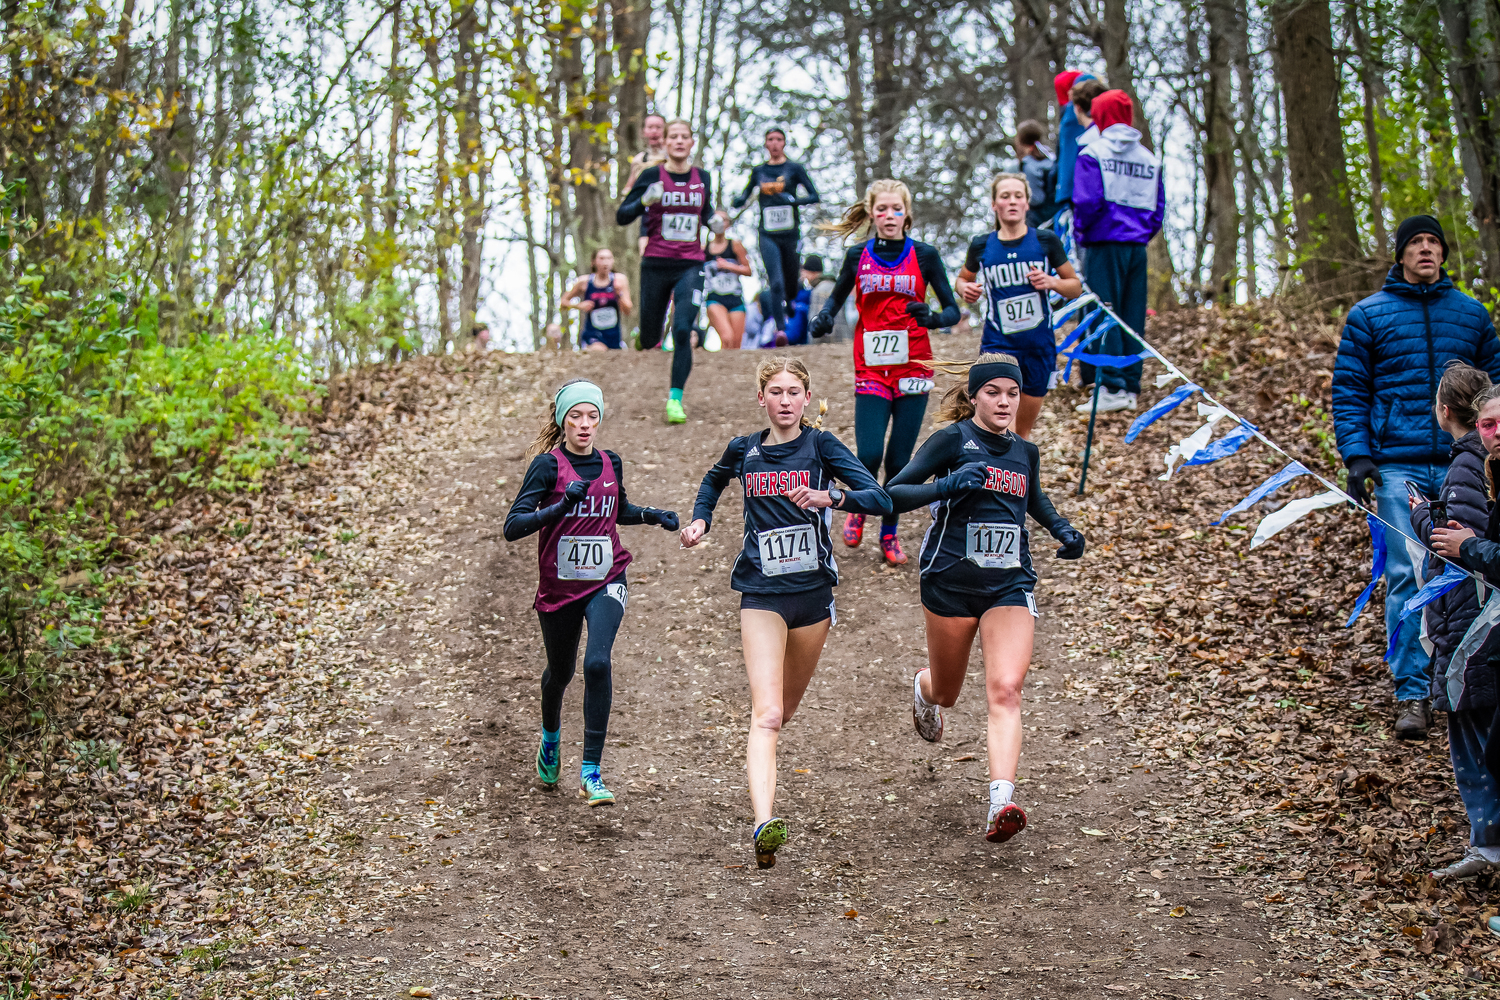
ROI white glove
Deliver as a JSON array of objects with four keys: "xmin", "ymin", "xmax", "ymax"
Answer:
[
  {"xmin": 641, "ymin": 182, "xmax": 664, "ymax": 206},
  {"xmin": 708, "ymin": 214, "xmax": 727, "ymax": 235}
]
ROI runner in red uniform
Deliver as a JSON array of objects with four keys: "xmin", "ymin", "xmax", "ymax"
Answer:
[{"xmin": 809, "ymin": 179, "xmax": 960, "ymax": 565}]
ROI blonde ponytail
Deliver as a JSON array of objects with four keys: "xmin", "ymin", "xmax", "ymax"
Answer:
[{"xmin": 820, "ymin": 179, "xmax": 915, "ymax": 241}]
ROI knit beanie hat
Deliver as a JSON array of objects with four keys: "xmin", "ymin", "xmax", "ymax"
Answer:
[
  {"xmin": 1394, "ymin": 214, "xmax": 1449, "ymax": 262},
  {"xmin": 1091, "ymin": 90, "xmax": 1135, "ymax": 132},
  {"xmin": 1053, "ymin": 71, "xmax": 1083, "ymax": 107}
]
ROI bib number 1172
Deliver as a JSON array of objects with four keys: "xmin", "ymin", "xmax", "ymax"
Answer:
[{"xmin": 965, "ymin": 522, "xmax": 1020, "ymax": 569}]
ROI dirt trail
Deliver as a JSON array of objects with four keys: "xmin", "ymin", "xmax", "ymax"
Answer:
[{"xmin": 290, "ymin": 338, "xmax": 1295, "ymax": 999}]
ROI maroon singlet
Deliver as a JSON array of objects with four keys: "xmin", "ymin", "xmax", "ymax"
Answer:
[
  {"xmin": 642, "ymin": 166, "xmax": 707, "ymax": 262},
  {"xmin": 533, "ymin": 449, "xmax": 632, "ymax": 612}
]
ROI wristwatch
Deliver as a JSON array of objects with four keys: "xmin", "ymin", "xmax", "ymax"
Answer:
[{"xmin": 828, "ymin": 488, "xmax": 845, "ymax": 509}]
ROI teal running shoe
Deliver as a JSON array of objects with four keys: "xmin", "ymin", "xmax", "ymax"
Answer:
[
  {"xmin": 536, "ymin": 738, "xmax": 560, "ymax": 787},
  {"xmin": 753, "ymin": 817, "xmax": 788, "ymax": 870},
  {"xmin": 578, "ymin": 770, "xmax": 615, "ymax": 807}
]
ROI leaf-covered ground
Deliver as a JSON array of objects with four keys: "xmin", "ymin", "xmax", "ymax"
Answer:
[{"xmin": 3, "ymin": 308, "xmax": 1498, "ymax": 999}]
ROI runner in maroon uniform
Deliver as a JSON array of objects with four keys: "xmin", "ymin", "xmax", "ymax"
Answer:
[
  {"xmin": 616, "ymin": 119, "xmax": 716, "ymax": 423},
  {"xmin": 503, "ymin": 379, "xmax": 680, "ymax": 806},
  {"xmin": 809, "ymin": 179, "xmax": 960, "ymax": 565}
]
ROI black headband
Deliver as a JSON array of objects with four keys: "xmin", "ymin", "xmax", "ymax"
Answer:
[{"xmin": 969, "ymin": 361, "xmax": 1023, "ymax": 395}]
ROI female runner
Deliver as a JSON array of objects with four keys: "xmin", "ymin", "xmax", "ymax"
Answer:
[
  {"xmin": 730, "ymin": 127, "xmax": 822, "ymax": 339},
  {"xmin": 808, "ymin": 179, "xmax": 961, "ymax": 566},
  {"xmin": 560, "ymin": 248, "xmax": 634, "ymax": 351},
  {"xmin": 704, "ymin": 211, "xmax": 753, "ymax": 350},
  {"xmin": 955, "ymin": 174, "xmax": 1082, "ymax": 438},
  {"xmin": 680, "ymin": 357, "xmax": 891, "ymax": 868},
  {"xmin": 504, "ymin": 380, "xmax": 680, "ymax": 806},
  {"xmin": 616, "ymin": 119, "xmax": 717, "ymax": 423},
  {"xmin": 885, "ymin": 355, "xmax": 1085, "ymax": 842}
]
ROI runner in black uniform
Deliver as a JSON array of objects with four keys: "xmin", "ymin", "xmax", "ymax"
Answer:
[
  {"xmin": 616, "ymin": 119, "xmax": 716, "ymax": 423},
  {"xmin": 704, "ymin": 210, "xmax": 752, "ymax": 350},
  {"xmin": 886, "ymin": 354, "xmax": 1085, "ymax": 843},
  {"xmin": 503, "ymin": 380, "xmax": 680, "ymax": 806},
  {"xmin": 681, "ymin": 357, "xmax": 890, "ymax": 869},
  {"xmin": 730, "ymin": 128, "xmax": 821, "ymax": 339}
]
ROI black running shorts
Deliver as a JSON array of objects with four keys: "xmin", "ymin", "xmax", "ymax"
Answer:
[
  {"xmin": 739, "ymin": 584, "xmax": 836, "ymax": 630},
  {"xmin": 919, "ymin": 578, "xmax": 1037, "ymax": 620}
]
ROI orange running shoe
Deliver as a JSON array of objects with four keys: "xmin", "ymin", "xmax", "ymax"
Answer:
[
  {"xmin": 880, "ymin": 533, "xmax": 907, "ymax": 565},
  {"xmin": 986, "ymin": 803, "xmax": 1027, "ymax": 843},
  {"xmin": 842, "ymin": 513, "xmax": 865, "ymax": 547}
]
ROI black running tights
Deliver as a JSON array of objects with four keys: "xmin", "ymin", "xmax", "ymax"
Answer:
[
  {"xmin": 854, "ymin": 391, "xmax": 929, "ymax": 530},
  {"xmin": 537, "ymin": 584, "xmax": 625, "ymax": 766},
  {"xmin": 638, "ymin": 259, "xmax": 703, "ymax": 391}
]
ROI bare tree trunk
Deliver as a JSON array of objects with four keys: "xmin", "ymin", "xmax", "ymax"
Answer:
[
  {"xmin": 671, "ymin": 0, "xmax": 686, "ymax": 118},
  {"xmin": 1233, "ymin": 0, "xmax": 1262, "ymax": 298},
  {"xmin": 841, "ymin": 2, "xmax": 870, "ymax": 198},
  {"xmin": 694, "ymin": 0, "xmax": 720, "ymax": 165},
  {"xmin": 86, "ymin": 0, "xmax": 137, "ymax": 216},
  {"xmin": 454, "ymin": 2, "xmax": 487, "ymax": 339},
  {"xmin": 1203, "ymin": 0, "xmax": 1240, "ymax": 300},
  {"xmin": 1010, "ymin": 0, "xmax": 1053, "ymax": 126},
  {"xmin": 1436, "ymin": 0, "xmax": 1500, "ymax": 288},
  {"xmin": 383, "ymin": 0, "xmax": 404, "ymax": 236},
  {"xmin": 1270, "ymin": 0, "xmax": 1364, "ymax": 297},
  {"xmin": 870, "ymin": 12, "xmax": 901, "ymax": 179},
  {"xmin": 423, "ymin": 26, "xmax": 453, "ymax": 352},
  {"xmin": 612, "ymin": 0, "xmax": 650, "ymax": 283},
  {"xmin": 1348, "ymin": 0, "xmax": 1387, "ymax": 257}
]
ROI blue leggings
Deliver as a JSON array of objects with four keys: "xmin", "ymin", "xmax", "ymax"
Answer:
[{"xmin": 758, "ymin": 231, "xmax": 802, "ymax": 329}]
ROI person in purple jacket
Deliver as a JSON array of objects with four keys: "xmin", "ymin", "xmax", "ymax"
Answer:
[{"xmin": 1070, "ymin": 89, "xmax": 1165, "ymax": 414}]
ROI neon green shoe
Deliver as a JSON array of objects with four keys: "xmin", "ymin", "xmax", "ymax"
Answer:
[
  {"xmin": 753, "ymin": 817, "xmax": 788, "ymax": 869},
  {"xmin": 578, "ymin": 770, "xmax": 615, "ymax": 807},
  {"xmin": 665, "ymin": 398, "xmax": 687, "ymax": 424},
  {"xmin": 535, "ymin": 738, "xmax": 560, "ymax": 787}
]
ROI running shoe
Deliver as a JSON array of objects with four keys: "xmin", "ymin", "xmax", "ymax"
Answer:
[
  {"xmin": 665, "ymin": 399, "xmax": 687, "ymax": 424},
  {"xmin": 753, "ymin": 817, "xmax": 788, "ymax": 870},
  {"xmin": 1431, "ymin": 848, "xmax": 1499, "ymax": 880},
  {"xmin": 912, "ymin": 670, "xmax": 943, "ymax": 742},
  {"xmin": 578, "ymin": 771, "xmax": 616, "ymax": 807},
  {"xmin": 842, "ymin": 513, "xmax": 865, "ymax": 547},
  {"xmin": 880, "ymin": 534, "xmax": 908, "ymax": 565},
  {"xmin": 536, "ymin": 738, "xmax": 560, "ymax": 787},
  {"xmin": 986, "ymin": 803, "xmax": 1027, "ymax": 844}
]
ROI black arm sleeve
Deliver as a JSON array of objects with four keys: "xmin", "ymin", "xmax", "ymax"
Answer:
[
  {"xmin": 699, "ymin": 174, "xmax": 715, "ymax": 224},
  {"xmin": 816, "ymin": 431, "xmax": 893, "ymax": 515},
  {"xmin": 1038, "ymin": 229, "xmax": 1069, "ymax": 269},
  {"xmin": 885, "ymin": 426, "xmax": 963, "ymax": 513},
  {"xmin": 813, "ymin": 246, "xmax": 862, "ymax": 324},
  {"xmin": 616, "ymin": 166, "xmax": 659, "ymax": 225},
  {"xmin": 1460, "ymin": 536, "xmax": 1500, "ymax": 584},
  {"xmin": 690, "ymin": 437, "xmax": 748, "ymax": 532},
  {"xmin": 963, "ymin": 234, "xmax": 988, "ymax": 274},
  {"xmin": 790, "ymin": 162, "xmax": 821, "ymax": 207},
  {"xmin": 504, "ymin": 455, "xmax": 568, "ymax": 541},
  {"xmin": 915, "ymin": 243, "xmax": 961, "ymax": 328},
  {"xmin": 1023, "ymin": 442, "xmax": 1067, "ymax": 536},
  {"xmin": 610, "ymin": 452, "xmax": 649, "ymax": 526}
]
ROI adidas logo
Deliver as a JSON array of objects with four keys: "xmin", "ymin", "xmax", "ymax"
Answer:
[
  {"xmin": 747, "ymin": 446, "xmax": 760, "ymax": 458},
  {"xmin": 962, "ymin": 440, "xmax": 980, "ymax": 451}
]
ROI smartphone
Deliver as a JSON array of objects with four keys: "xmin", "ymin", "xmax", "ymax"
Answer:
[
  {"xmin": 1405, "ymin": 481, "xmax": 1429, "ymax": 504},
  {"xmin": 1431, "ymin": 500, "xmax": 1449, "ymax": 527}
]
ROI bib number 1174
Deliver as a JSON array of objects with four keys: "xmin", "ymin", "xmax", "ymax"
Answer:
[{"xmin": 757, "ymin": 524, "xmax": 817, "ymax": 576}]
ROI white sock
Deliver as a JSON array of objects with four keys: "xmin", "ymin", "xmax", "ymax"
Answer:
[
  {"xmin": 914, "ymin": 671, "xmax": 934, "ymax": 706},
  {"xmin": 990, "ymin": 779, "xmax": 1015, "ymax": 810}
]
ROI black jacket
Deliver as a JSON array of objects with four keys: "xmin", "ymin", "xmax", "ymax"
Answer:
[
  {"xmin": 1448, "ymin": 454, "xmax": 1500, "ymax": 712},
  {"xmin": 1413, "ymin": 432, "xmax": 1493, "ymax": 710}
]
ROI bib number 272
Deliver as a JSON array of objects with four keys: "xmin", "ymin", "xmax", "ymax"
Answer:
[{"xmin": 863, "ymin": 328, "xmax": 910, "ymax": 366}]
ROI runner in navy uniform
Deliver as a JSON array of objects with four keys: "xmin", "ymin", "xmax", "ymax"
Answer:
[
  {"xmin": 561, "ymin": 248, "xmax": 634, "ymax": 351},
  {"xmin": 704, "ymin": 211, "xmax": 752, "ymax": 350},
  {"xmin": 616, "ymin": 119, "xmax": 716, "ymax": 423},
  {"xmin": 730, "ymin": 128, "xmax": 821, "ymax": 339},
  {"xmin": 504, "ymin": 380, "xmax": 680, "ymax": 807},
  {"xmin": 886, "ymin": 354, "xmax": 1085, "ymax": 843},
  {"xmin": 955, "ymin": 174, "xmax": 1082, "ymax": 439},
  {"xmin": 680, "ymin": 357, "xmax": 890, "ymax": 869}
]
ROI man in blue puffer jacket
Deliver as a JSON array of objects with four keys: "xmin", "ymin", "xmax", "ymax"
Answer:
[{"xmin": 1333, "ymin": 214, "xmax": 1500, "ymax": 740}]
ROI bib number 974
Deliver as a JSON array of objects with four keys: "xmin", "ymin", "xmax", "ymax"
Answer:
[
  {"xmin": 757, "ymin": 524, "xmax": 817, "ymax": 576},
  {"xmin": 965, "ymin": 522, "xmax": 1021, "ymax": 569},
  {"xmin": 557, "ymin": 535, "xmax": 613, "ymax": 580},
  {"xmin": 997, "ymin": 292, "xmax": 1043, "ymax": 334}
]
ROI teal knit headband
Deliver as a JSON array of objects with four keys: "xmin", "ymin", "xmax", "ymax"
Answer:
[{"xmin": 554, "ymin": 381, "xmax": 605, "ymax": 426}]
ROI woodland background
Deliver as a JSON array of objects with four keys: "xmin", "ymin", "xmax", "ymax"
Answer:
[{"xmin": 3, "ymin": 0, "xmax": 1500, "ymax": 738}]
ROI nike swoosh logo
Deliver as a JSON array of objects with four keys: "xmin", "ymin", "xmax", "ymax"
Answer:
[{"xmin": 603, "ymin": 481, "xmax": 615, "ymax": 487}]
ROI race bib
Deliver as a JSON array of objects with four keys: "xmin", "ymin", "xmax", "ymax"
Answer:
[
  {"xmin": 997, "ymin": 292, "xmax": 1044, "ymax": 334},
  {"xmin": 762, "ymin": 205, "xmax": 795, "ymax": 232},
  {"xmin": 708, "ymin": 270, "xmax": 741, "ymax": 295},
  {"xmin": 556, "ymin": 535, "xmax": 613, "ymax": 580},
  {"xmin": 590, "ymin": 306, "xmax": 618, "ymax": 329},
  {"xmin": 662, "ymin": 212, "xmax": 699, "ymax": 242},
  {"xmin": 757, "ymin": 524, "xmax": 818, "ymax": 577},
  {"xmin": 863, "ymin": 328, "xmax": 910, "ymax": 367},
  {"xmin": 898, "ymin": 377, "xmax": 934, "ymax": 396},
  {"xmin": 965, "ymin": 522, "xmax": 1021, "ymax": 569}
]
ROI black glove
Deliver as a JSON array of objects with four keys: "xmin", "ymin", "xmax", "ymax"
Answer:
[
  {"xmin": 809, "ymin": 311, "xmax": 834, "ymax": 339},
  {"xmin": 935, "ymin": 462, "xmax": 989, "ymax": 498},
  {"xmin": 1345, "ymin": 456, "xmax": 1382, "ymax": 507},
  {"xmin": 643, "ymin": 508, "xmax": 680, "ymax": 532},
  {"xmin": 905, "ymin": 301, "xmax": 935, "ymax": 327},
  {"xmin": 1054, "ymin": 524, "xmax": 1085, "ymax": 560},
  {"xmin": 563, "ymin": 479, "xmax": 593, "ymax": 504}
]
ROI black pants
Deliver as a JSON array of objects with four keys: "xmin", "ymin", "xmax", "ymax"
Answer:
[
  {"xmin": 1082, "ymin": 241, "xmax": 1148, "ymax": 394},
  {"xmin": 537, "ymin": 583, "xmax": 626, "ymax": 766},
  {"xmin": 638, "ymin": 259, "xmax": 703, "ymax": 392},
  {"xmin": 854, "ymin": 391, "xmax": 929, "ymax": 530},
  {"xmin": 758, "ymin": 231, "xmax": 802, "ymax": 329}
]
